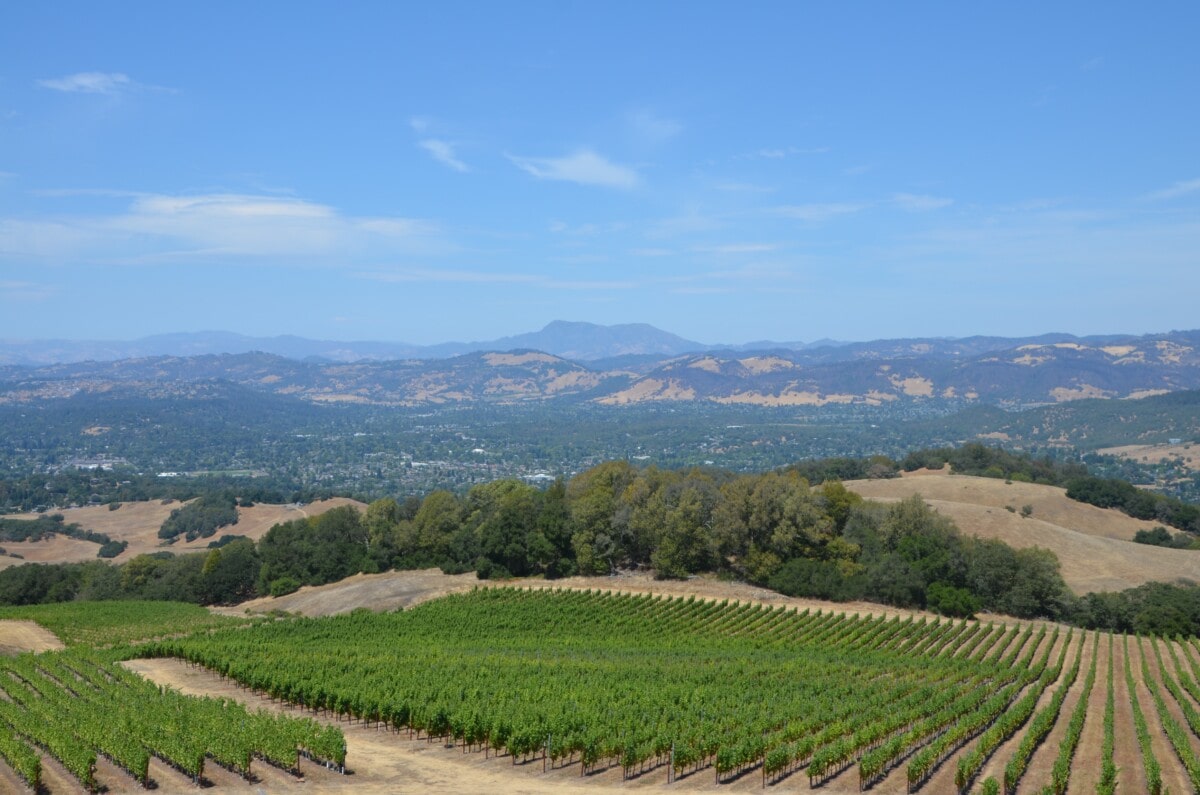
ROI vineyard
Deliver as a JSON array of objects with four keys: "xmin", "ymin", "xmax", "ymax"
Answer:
[
  {"xmin": 5, "ymin": 589, "xmax": 1200, "ymax": 792},
  {"xmin": 0, "ymin": 603, "xmax": 346, "ymax": 793}
]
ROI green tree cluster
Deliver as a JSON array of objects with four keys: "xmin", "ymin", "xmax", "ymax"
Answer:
[{"xmin": 157, "ymin": 494, "xmax": 239, "ymax": 542}]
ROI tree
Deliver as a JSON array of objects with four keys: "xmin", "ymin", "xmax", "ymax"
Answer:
[
  {"xmin": 200, "ymin": 538, "xmax": 261, "ymax": 604},
  {"xmin": 650, "ymin": 483, "xmax": 719, "ymax": 579},
  {"xmin": 567, "ymin": 461, "xmax": 637, "ymax": 574},
  {"xmin": 411, "ymin": 491, "xmax": 462, "ymax": 565},
  {"xmin": 535, "ymin": 479, "xmax": 575, "ymax": 578},
  {"xmin": 469, "ymin": 480, "xmax": 540, "ymax": 577},
  {"xmin": 364, "ymin": 498, "xmax": 403, "ymax": 568}
]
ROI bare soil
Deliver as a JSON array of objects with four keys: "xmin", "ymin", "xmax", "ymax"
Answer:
[
  {"xmin": 1110, "ymin": 635, "xmax": 1149, "ymax": 794},
  {"xmin": 845, "ymin": 471, "xmax": 1197, "ymax": 592},
  {"xmin": 0, "ymin": 619, "xmax": 65, "ymax": 655},
  {"xmin": 214, "ymin": 568, "xmax": 481, "ymax": 617},
  {"xmin": 975, "ymin": 630, "xmax": 1074, "ymax": 789},
  {"xmin": 1066, "ymin": 633, "xmax": 1111, "ymax": 795},
  {"xmin": 1130, "ymin": 636, "xmax": 1191, "ymax": 794},
  {"xmin": 1025, "ymin": 631, "xmax": 1096, "ymax": 793}
]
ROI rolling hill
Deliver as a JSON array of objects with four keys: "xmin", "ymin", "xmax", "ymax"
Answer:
[
  {"xmin": 2, "ymin": 328, "xmax": 1199, "ymax": 408},
  {"xmin": 845, "ymin": 469, "xmax": 1198, "ymax": 593}
]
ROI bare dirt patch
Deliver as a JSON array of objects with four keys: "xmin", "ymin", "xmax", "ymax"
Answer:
[
  {"xmin": 0, "ymin": 620, "xmax": 64, "ymax": 655},
  {"xmin": 215, "ymin": 568, "xmax": 480, "ymax": 618},
  {"xmin": 845, "ymin": 473, "xmax": 1195, "ymax": 593}
]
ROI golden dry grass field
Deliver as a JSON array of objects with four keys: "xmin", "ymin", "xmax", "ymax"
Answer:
[
  {"xmin": 845, "ymin": 469, "xmax": 1199, "ymax": 593},
  {"xmin": 0, "ymin": 498, "xmax": 366, "ymax": 570}
]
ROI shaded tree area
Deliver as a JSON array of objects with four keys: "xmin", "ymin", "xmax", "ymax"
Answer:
[
  {"xmin": 1068, "ymin": 582, "xmax": 1200, "ymax": 637},
  {"xmin": 257, "ymin": 506, "xmax": 369, "ymax": 591},
  {"xmin": 1066, "ymin": 475, "xmax": 1200, "ymax": 533},
  {"xmin": 157, "ymin": 494, "xmax": 239, "ymax": 542},
  {"xmin": 0, "ymin": 546, "xmax": 258, "ymax": 607},
  {"xmin": 902, "ymin": 442, "xmax": 1087, "ymax": 484},
  {"xmin": 1132, "ymin": 525, "xmax": 1198, "ymax": 549}
]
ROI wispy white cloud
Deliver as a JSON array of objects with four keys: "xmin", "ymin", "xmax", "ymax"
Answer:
[
  {"xmin": 559, "ymin": 220, "xmax": 628, "ymax": 238},
  {"xmin": 671, "ymin": 286, "xmax": 734, "ymax": 295},
  {"xmin": 508, "ymin": 149, "xmax": 640, "ymax": 189},
  {"xmin": 627, "ymin": 110, "xmax": 682, "ymax": 146},
  {"xmin": 1033, "ymin": 85, "xmax": 1057, "ymax": 108},
  {"xmin": 0, "ymin": 280, "xmax": 55, "ymax": 302},
  {"xmin": 549, "ymin": 220, "xmax": 604, "ymax": 235},
  {"xmin": 544, "ymin": 278, "xmax": 637, "ymax": 290},
  {"xmin": 739, "ymin": 146, "xmax": 828, "ymax": 160},
  {"xmin": 773, "ymin": 203, "xmax": 867, "ymax": 222},
  {"xmin": 32, "ymin": 187, "xmax": 147, "ymax": 199},
  {"xmin": 418, "ymin": 139, "xmax": 469, "ymax": 172},
  {"xmin": 36, "ymin": 72, "xmax": 172, "ymax": 95},
  {"xmin": 844, "ymin": 164, "xmax": 873, "ymax": 176},
  {"xmin": 892, "ymin": 193, "xmax": 953, "ymax": 212},
  {"xmin": 645, "ymin": 211, "xmax": 725, "ymax": 239},
  {"xmin": 1081, "ymin": 56, "xmax": 1104, "ymax": 71},
  {"xmin": 0, "ymin": 192, "xmax": 439, "ymax": 264},
  {"xmin": 715, "ymin": 182, "xmax": 775, "ymax": 193},
  {"xmin": 762, "ymin": 146, "xmax": 827, "ymax": 158},
  {"xmin": 359, "ymin": 268, "xmax": 536, "ymax": 285},
  {"xmin": 356, "ymin": 218, "xmax": 435, "ymax": 237},
  {"xmin": 693, "ymin": 243, "xmax": 778, "ymax": 255},
  {"xmin": 357, "ymin": 268, "xmax": 636, "ymax": 291},
  {"xmin": 1143, "ymin": 178, "xmax": 1200, "ymax": 202},
  {"xmin": 38, "ymin": 72, "xmax": 130, "ymax": 94}
]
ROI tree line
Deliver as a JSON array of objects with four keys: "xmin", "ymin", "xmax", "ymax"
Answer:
[
  {"xmin": 0, "ymin": 460, "xmax": 1070, "ymax": 621},
  {"xmin": 2, "ymin": 447, "xmax": 1199, "ymax": 634}
]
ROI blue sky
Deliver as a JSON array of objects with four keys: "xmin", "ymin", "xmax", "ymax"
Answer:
[{"xmin": 2, "ymin": 2, "xmax": 1198, "ymax": 346}]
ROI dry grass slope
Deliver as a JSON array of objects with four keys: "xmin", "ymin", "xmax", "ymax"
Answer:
[
  {"xmin": 845, "ymin": 470, "xmax": 1199, "ymax": 593},
  {"xmin": 0, "ymin": 497, "xmax": 366, "ymax": 570}
]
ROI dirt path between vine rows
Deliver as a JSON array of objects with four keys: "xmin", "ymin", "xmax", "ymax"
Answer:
[
  {"xmin": 1062, "ymin": 632, "xmax": 1108, "ymax": 795},
  {"xmin": 1110, "ymin": 635, "xmax": 1150, "ymax": 795},
  {"xmin": 1022, "ymin": 631, "xmax": 1096, "ymax": 793},
  {"xmin": 975, "ymin": 630, "xmax": 1075, "ymax": 790}
]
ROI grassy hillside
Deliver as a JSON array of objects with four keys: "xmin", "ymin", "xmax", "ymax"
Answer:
[
  {"xmin": 846, "ymin": 471, "xmax": 1197, "ymax": 593},
  {"xmin": 0, "ymin": 498, "xmax": 365, "ymax": 570}
]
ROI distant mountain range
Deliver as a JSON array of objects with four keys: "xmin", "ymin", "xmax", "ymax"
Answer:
[
  {"xmin": 2, "ymin": 326, "xmax": 1198, "ymax": 408},
  {"xmin": 0, "ymin": 321, "xmax": 714, "ymax": 365},
  {"xmin": 0, "ymin": 320, "xmax": 1186, "ymax": 367}
]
